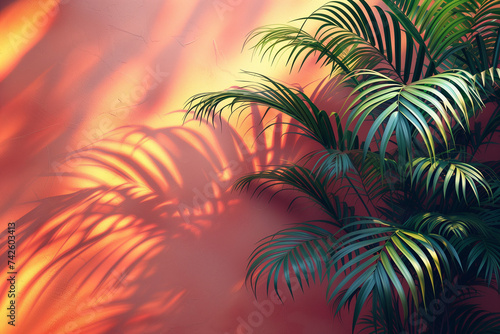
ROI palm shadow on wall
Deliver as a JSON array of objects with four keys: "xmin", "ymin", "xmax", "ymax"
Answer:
[{"xmin": 4, "ymin": 107, "xmax": 304, "ymax": 333}]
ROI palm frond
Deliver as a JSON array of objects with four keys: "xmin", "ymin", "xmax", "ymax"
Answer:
[
  {"xmin": 472, "ymin": 65, "xmax": 500, "ymax": 101},
  {"xmin": 244, "ymin": 24, "xmax": 354, "ymax": 75},
  {"xmin": 244, "ymin": 0, "xmax": 409, "ymax": 79},
  {"xmin": 360, "ymin": 288, "xmax": 500, "ymax": 334},
  {"xmin": 327, "ymin": 220, "xmax": 460, "ymax": 329},
  {"xmin": 307, "ymin": 149, "xmax": 356, "ymax": 180},
  {"xmin": 476, "ymin": 207, "xmax": 500, "ymax": 228},
  {"xmin": 344, "ymin": 69, "xmax": 483, "ymax": 161},
  {"xmin": 350, "ymin": 151, "xmax": 396, "ymax": 202},
  {"xmin": 403, "ymin": 212, "xmax": 492, "ymax": 240},
  {"xmin": 359, "ymin": 290, "xmax": 414, "ymax": 334},
  {"xmin": 458, "ymin": 0, "xmax": 500, "ymax": 33},
  {"xmin": 443, "ymin": 301, "xmax": 500, "ymax": 334},
  {"xmin": 458, "ymin": 27, "xmax": 500, "ymax": 100},
  {"xmin": 435, "ymin": 0, "xmax": 500, "ymax": 73},
  {"xmin": 302, "ymin": 149, "xmax": 394, "ymax": 217},
  {"xmin": 452, "ymin": 104, "xmax": 500, "ymax": 157},
  {"xmin": 184, "ymin": 71, "xmax": 338, "ymax": 149},
  {"xmin": 456, "ymin": 234, "xmax": 500, "ymax": 288},
  {"xmin": 383, "ymin": 0, "xmax": 475, "ymax": 74},
  {"xmin": 184, "ymin": 0, "xmax": 500, "ymax": 332},
  {"xmin": 233, "ymin": 164, "xmax": 347, "ymax": 221},
  {"xmin": 305, "ymin": 0, "xmax": 415, "ymax": 80},
  {"xmin": 408, "ymin": 157, "xmax": 492, "ymax": 204},
  {"xmin": 246, "ymin": 223, "xmax": 336, "ymax": 299}
]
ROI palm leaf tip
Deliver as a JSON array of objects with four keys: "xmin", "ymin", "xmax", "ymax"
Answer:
[
  {"xmin": 328, "ymin": 222, "xmax": 460, "ymax": 329},
  {"xmin": 246, "ymin": 224, "xmax": 335, "ymax": 299}
]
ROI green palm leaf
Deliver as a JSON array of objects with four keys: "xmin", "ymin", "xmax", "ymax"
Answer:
[
  {"xmin": 327, "ymin": 221, "xmax": 460, "ymax": 329},
  {"xmin": 305, "ymin": 0, "xmax": 413, "ymax": 80},
  {"xmin": 246, "ymin": 0, "xmax": 416, "ymax": 80},
  {"xmin": 246, "ymin": 223, "xmax": 335, "ymax": 299},
  {"xmin": 383, "ymin": 0, "xmax": 474, "ymax": 75},
  {"xmin": 350, "ymin": 151, "xmax": 396, "ymax": 202},
  {"xmin": 457, "ymin": 27, "xmax": 500, "ymax": 99},
  {"xmin": 360, "ymin": 292, "xmax": 500, "ymax": 333},
  {"xmin": 456, "ymin": 234, "xmax": 500, "ymax": 288},
  {"xmin": 233, "ymin": 164, "xmax": 346, "ymax": 222},
  {"xmin": 184, "ymin": 0, "xmax": 500, "ymax": 332},
  {"xmin": 307, "ymin": 149, "xmax": 356, "ymax": 180},
  {"xmin": 408, "ymin": 157, "xmax": 492, "ymax": 203},
  {"xmin": 477, "ymin": 207, "xmax": 500, "ymax": 228},
  {"xmin": 344, "ymin": 69, "xmax": 483, "ymax": 161},
  {"xmin": 245, "ymin": 24, "xmax": 354, "ymax": 75},
  {"xmin": 403, "ymin": 212, "xmax": 491, "ymax": 239},
  {"xmin": 184, "ymin": 71, "xmax": 338, "ymax": 149},
  {"xmin": 457, "ymin": 0, "xmax": 500, "ymax": 33},
  {"xmin": 445, "ymin": 302, "xmax": 500, "ymax": 334}
]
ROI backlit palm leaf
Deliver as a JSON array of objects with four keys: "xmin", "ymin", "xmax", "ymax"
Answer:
[
  {"xmin": 185, "ymin": 71, "xmax": 337, "ymax": 149},
  {"xmin": 246, "ymin": 0, "xmax": 414, "ymax": 80},
  {"xmin": 344, "ymin": 70, "xmax": 483, "ymax": 160},
  {"xmin": 185, "ymin": 0, "xmax": 500, "ymax": 332},
  {"xmin": 245, "ymin": 24, "xmax": 354, "ymax": 75},
  {"xmin": 462, "ymin": 0, "xmax": 500, "ymax": 31},
  {"xmin": 383, "ymin": 0, "xmax": 477, "ymax": 74},
  {"xmin": 234, "ymin": 164, "xmax": 350, "ymax": 222},
  {"xmin": 424, "ymin": 0, "xmax": 500, "ymax": 76},
  {"xmin": 327, "ymin": 221, "xmax": 460, "ymax": 329},
  {"xmin": 307, "ymin": 0, "xmax": 418, "ymax": 80},
  {"xmin": 458, "ymin": 27, "xmax": 500, "ymax": 99}
]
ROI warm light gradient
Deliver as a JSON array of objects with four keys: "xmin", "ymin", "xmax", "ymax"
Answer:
[{"xmin": 0, "ymin": 1, "xmax": 349, "ymax": 333}]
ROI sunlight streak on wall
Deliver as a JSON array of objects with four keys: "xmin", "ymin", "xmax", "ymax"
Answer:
[{"xmin": 0, "ymin": 0, "xmax": 338, "ymax": 333}]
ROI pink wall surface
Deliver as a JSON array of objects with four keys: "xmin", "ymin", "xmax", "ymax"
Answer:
[
  {"xmin": 0, "ymin": 0, "xmax": 351, "ymax": 333},
  {"xmin": 1, "ymin": 1, "xmax": 499, "ymax": 333}
]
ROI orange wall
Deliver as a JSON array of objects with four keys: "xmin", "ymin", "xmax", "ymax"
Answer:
[
  {"xmin": 0, "ymin": 1, "xmax": 349, "ymax": 333},
  {"xmin": 2, "ymin": 1, "xmax": 498, "ymax": 333}
]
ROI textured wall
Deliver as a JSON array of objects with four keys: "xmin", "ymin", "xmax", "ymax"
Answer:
[
  {"xmin": 0, "ymin": 1, "xmax": 349, "ymax": 333},
  {"xmin": 3, "ymin": 1, "xmax": 498, "ymax": 333}
]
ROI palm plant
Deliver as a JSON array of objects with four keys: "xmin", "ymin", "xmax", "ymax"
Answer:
[{"xmin": 185, "ymin": 0, "xmax": 500, "ymax": 332}]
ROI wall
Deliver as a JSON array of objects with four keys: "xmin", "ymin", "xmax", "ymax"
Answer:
[
  {"xmin": 1, "ymin": 1, "xmax": 498, "ymax": 333},
  {"xmin": 0, "ymin": 0, "xmax": 348, "ymax": 333}
]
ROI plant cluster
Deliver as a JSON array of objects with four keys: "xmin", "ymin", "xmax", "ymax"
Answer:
[{"xmin": 185, "ymin": 0, "xmax": 500, "ymax": 332}]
